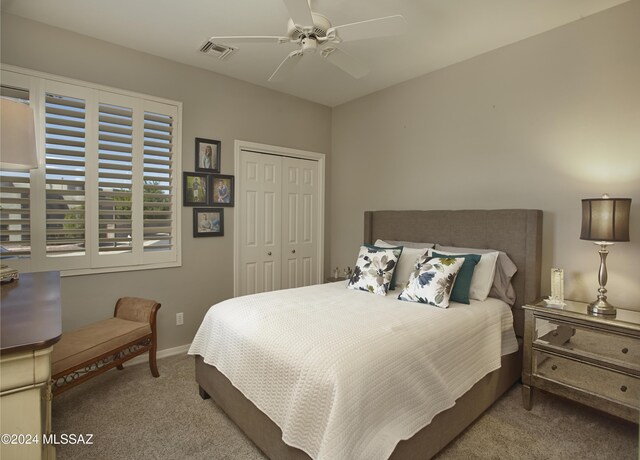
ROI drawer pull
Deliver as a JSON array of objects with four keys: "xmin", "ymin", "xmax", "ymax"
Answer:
[
  {"xmin": 621, "ymin": 348, "xmax": 629, "ymax": 354},
  {"xmin": 551, "ymin": 365, "xmax": 558, "ymax": 371},
  {"xmin": 620, "ymin": 386, "xmax": 628, "ymax": 393}
]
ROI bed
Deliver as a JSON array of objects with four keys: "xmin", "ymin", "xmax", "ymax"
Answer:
[{"xmin": 190, "ymin": 209, "xmax": 542, "ymax": 459}]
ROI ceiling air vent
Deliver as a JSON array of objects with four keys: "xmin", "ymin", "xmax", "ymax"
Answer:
[{"xmin": 199, "ymin": 41, "xmax": 237, "ymax": 60}]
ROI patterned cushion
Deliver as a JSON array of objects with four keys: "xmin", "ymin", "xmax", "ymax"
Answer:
[
  {"xmin": 366, "ymin": 244, "xmax": 403, "ymax": 289},
  {"xmin": 398, "ymin": 255, "xmax": 465, "ymax": 308},
  {"xmin": 347, "ymin": 246, "xmax": 401, "ymax": 296},
  {"xmin": 374, "ymin": 239, "xmax": 430, "ymax": 290}
]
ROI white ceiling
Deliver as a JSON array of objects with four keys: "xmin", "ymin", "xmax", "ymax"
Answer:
[{"xmin": 1, "ymin": 0, "xmax": 629, "ymax": 107}]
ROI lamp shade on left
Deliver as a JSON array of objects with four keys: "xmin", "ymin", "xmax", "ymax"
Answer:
[{"xmin": 0, "ymin": 98, "xmax": 38, "ymax": 170}]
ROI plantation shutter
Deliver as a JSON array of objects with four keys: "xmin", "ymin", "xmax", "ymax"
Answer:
[
  {"xmin": 44, "ymin": 91, "xmax": 87, "ymax": 257},
  {"xmin": 98, "ymin": 102, "xmax": 134, "ymax": 254},
  {"xmin": 0, "ymin": 85, "xmax": 32, "ymax": 257},
  {"xmin": 143, "ymin": 107, "xmax": 175, "ymax": 255}
]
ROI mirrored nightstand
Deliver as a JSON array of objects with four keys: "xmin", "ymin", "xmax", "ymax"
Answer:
[{"xmin": 522, "ymin": 299, "xmax": 640, "ymax": 422}]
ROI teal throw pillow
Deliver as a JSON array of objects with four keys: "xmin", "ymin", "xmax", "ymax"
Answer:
[{"xmin": 432, "ymin": 251, "xmax": 481, "ymax": 304}]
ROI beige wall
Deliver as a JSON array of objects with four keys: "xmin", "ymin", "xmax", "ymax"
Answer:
[
  {"xmin": 1, "ymin": 14, "xmax": 332, "ymax": 350},
  {"xmin": 2, "ymin": 0, "xmax": 639, "ymax": 357},
  {"xmin": 330, "ymin": 1, "xmax": 640, "ymax": 310}
]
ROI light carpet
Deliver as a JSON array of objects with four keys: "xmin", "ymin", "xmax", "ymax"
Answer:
[{"xmin": 52, "ymin": 354, "xmax": 638, "ymax": 459}]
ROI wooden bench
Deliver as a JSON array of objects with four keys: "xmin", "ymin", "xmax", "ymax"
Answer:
[{"xmin": 51, "ymin": 297, "xmax": 160, "ymax": 395}]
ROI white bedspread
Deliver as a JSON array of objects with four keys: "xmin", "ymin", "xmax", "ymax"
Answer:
[{"xmin": 188, "ymin": 281, "xmax": 518, "ymax": 460}]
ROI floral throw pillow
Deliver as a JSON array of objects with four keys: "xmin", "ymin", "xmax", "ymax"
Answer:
[
  {"xmin": 347, "ymin": 246, "xmax": 401, "ymax": 296},
  {"xmin": 398, "ymin": 256, "xmax": 465, "ymax": 308}
]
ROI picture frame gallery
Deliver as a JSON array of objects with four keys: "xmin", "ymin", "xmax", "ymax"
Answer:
[{"xmin": 185, "ymin": 138, "xmax": 234, "ymax": 237}]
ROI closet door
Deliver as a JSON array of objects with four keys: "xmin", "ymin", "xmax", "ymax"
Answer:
[
  {"xmin": 281, "ymin": 157, "xmax": 319, "ymax": 289},
  {"xmin": 238, "ymin": 151, "xmax": 282, "ymax": 295}
]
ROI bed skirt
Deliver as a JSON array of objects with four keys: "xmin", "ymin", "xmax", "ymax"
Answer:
[{"xmin": 195, "ymin": 344, "xmax": 522, "ymax": 460}]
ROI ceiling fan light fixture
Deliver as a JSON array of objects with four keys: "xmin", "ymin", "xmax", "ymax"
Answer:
[
  {"xmin": 287, "ymin": 13, "xmax": 331, "ymax": 41},
  {"xmin": 203, "ymin": 0, "xmax": 406, "ymax": 81},
  {"xmin": 300, "ymin": 37, "xmax": 318, "ymax": 54}
]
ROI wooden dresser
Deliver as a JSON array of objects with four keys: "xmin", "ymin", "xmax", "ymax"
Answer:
[{"xmin": 1, "ymin": 272, "xmax": 62, "ymax": 460}]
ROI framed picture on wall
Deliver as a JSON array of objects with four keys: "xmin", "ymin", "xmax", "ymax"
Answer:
[
  {"xmin": 193, "ymin": 208, "xmax": 224, "ymax": 237},
  {"xmin": 195, "ymin": 138, "xmax": 221, "ymax": 173},
  {"xmin": 183, "ymin": 172, "xmax": 209, "ymax": 206},
  {"xmin": 209, "ymin": 174, "xmax": 234, "ymax": 207}
]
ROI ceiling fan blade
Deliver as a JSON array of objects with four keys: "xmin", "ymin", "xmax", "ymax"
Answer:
[
  {"xmin": 268, "ymin": 50, "xmax": 304, "ymax": 82},
  {"xmin": 282, "ymin": 0, "xmax": 314, "ymax": 27},
  {"xmin": 209, "ymin": 36, "xmax": 290, "ymax": 44},
  {"xmin": 328, "ymin": 15, "xmax": 406, "ymax": 42},
  {"xmin": 321, "ymin": 47, "xmax": 369, "ymax": 79}
]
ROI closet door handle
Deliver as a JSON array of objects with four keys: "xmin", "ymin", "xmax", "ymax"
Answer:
[
  {"xmin": 292, "ymin": 249, "xmax": 296, "ymax": 254},
  {"xmin": 267, "ymin": 251, "xmax": 272, "ymax": 256}
]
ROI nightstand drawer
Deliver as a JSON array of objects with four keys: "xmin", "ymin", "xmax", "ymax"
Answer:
[
  {"xmin": 533, "ymin": 351, "xmax": 640, "ymax": 408},
  {"xmin": 534, "ymin": 316, "xmax": 639, "ymax": 370}
]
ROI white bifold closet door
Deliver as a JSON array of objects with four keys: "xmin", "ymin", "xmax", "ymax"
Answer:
[{"xmin": 238, "ymin": 150, "xmax": 319, "ymax": 296}]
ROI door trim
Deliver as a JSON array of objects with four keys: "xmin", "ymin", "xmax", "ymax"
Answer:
[{"xmin": 234, "ymin": 140, "xmax": 325, "ymax": 297}]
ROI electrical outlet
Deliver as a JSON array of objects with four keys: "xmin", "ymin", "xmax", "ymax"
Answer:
[{"xmin": 176, "ymin": 312, "xmax": 184, "ymax": 326}]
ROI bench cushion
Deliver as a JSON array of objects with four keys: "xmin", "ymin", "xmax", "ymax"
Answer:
[{"xmin": 52, "ymin": 318, "xmax": 151, "ymax": 376}]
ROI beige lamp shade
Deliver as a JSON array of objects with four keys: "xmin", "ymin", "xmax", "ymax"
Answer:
[
  {"xmin": 580, "ymin": 197, "xmax": 631, "ymax": 242},
  {"xmin": 0, "ymin": 98, "xmax": 38, "ymax": 170}
]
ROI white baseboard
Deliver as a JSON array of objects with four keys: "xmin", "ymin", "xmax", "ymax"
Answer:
[{"xmin": 124, "ymin": 343, "xmax": 191, "ymax": 367}]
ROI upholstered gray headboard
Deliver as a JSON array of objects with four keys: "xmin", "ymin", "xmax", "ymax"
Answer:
[{"xmin": 364, "ymin": 209, "xmax": 542, "ymax": 337}]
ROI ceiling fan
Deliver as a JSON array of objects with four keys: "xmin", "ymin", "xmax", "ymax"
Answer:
[{"xmin": 203, "ymin": 0, "xmax": 406, "ymax": 82}]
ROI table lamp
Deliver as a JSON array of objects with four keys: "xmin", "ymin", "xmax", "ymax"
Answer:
[
  {"xmin": 1, "ymin": 97, "xmax": 39, "ymax": 282},
  {"xmin": 580, "ymin": 195, "xmax": 631, "ymax": 316}
]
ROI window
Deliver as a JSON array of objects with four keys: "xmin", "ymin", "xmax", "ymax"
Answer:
[{"xmin": 0, "ymin": 67, "xmax": 182, "ymax": 274}]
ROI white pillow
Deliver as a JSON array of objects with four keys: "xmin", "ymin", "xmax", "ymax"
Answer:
[
  {"xmin": 374, "ymin": 239, "xmax": 430, "ymax": 289},
  {"xmin": 433, "ymin": 249, "xmax": 498, "ymax": 301},
  {"xmin": 397, "ymin": 255, "xmax": 465, "ymax": 308}
]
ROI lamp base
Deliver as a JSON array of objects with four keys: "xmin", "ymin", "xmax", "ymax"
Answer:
[
  {"xmin": 0, "ymin": 265, "xmax": 20, "ymax": 284},
  {"xmin": 587, "ymin": 298, "xmax": 617, "ymax": 316}
]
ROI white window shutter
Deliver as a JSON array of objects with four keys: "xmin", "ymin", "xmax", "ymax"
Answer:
[
  {"xmin": 44, "ymin": 91, "xmax": 87, "ymax": 258},
  {"xmin": 97, "ymin": 101, "xmax": 134, "ymax": 255},
  {"xmin": 142, "ymin": 104, "xmax": 176, "ymax": 262}
]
